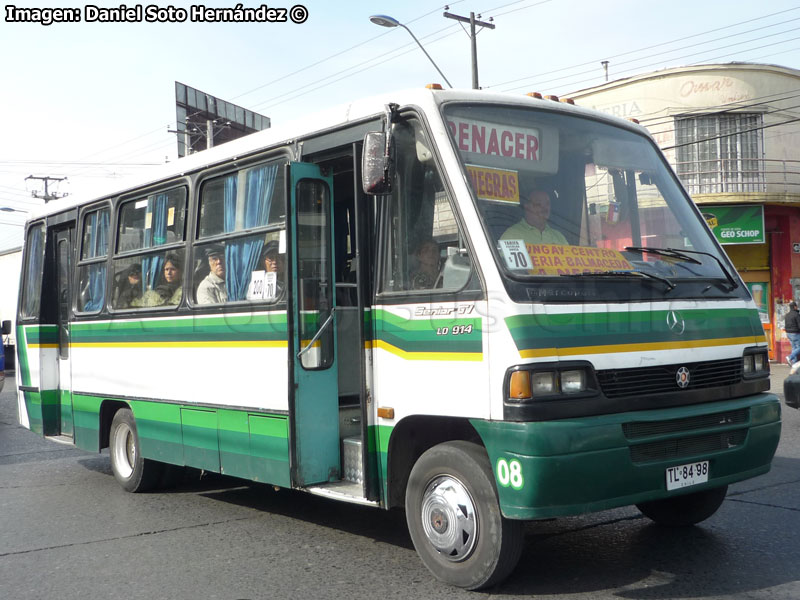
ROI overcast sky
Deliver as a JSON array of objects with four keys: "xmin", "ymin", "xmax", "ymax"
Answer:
[{"xmin": 2, "ymin": 0, "xmax": 800, "ymax": 249}]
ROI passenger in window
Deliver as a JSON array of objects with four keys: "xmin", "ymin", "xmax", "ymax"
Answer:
[
  {"xmin": 196, "ymin": 245, "xmax": 227, "ymax": 304},
  {"xmin": 260, "ymin": 240, "xmax": 286, "ymax": 301},
  {"xmin": 116, "ymin": 263, "xmax": 142, "ymax": 308},
  {"xmin": 500, "ymin": 189, "xmax": 567, "ymax": 245},
  {"xmin": 154, "ymin": 254, "xmax": 183, "ymax": 305},
  {"xmin": 410, "ymin": 239, "xmax": 441, "ymax": 290}
]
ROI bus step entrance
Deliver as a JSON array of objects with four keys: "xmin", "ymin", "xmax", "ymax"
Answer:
[{"xmin": 342, "ymin": 436, "xmax": 363, "ymax": 484}]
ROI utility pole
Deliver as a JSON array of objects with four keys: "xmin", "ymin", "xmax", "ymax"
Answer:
[
  {"xmin": 25, "ymin": 175, "xmax": 68, "ymax": 202},
  {"xmin": 168, "ymin": 118, "xmax": 230, "ymax": 155},
  {"xmin": 442, "ymin": 10, "xmax": 495, "ymax": 89}
]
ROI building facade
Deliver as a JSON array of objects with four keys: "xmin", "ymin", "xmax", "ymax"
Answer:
[{"xmin": 569, "ymin": 63, "xmax": 800, "ymax": 361}]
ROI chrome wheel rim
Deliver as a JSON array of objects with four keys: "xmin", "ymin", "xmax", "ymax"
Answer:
[
  {"xmin": 420, "ymin": 475, "xmax": 478, "ymax": 562},
  {"xmin": 112, "ymin": 422, "xmax": 135, "ymax": 480}
]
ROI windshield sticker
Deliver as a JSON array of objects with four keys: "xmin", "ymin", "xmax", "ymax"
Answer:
[
  {"xmin": 502, "ymin": 243, "xmax": 634, "ymax": 275},
  {"xmin": 247, "ymin": 270, "xmax": 277, "ymax": 300},
  {"xmin": 499, "ymin": 240, "xmax": 533, "ymax": 270},
  {"xmin": 466, "ymin": 164, "xmax": 519, "ymax": 203}
]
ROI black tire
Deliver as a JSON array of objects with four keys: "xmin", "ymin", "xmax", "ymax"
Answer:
[
  {"xmin": 405, "ymin": 441, "xmax": 523, "ymax": 590},
  {"xmin": 109, "ymin": 408, "xmax": 163, "ymax": 492},
  {"xmin": 636, "ymin": 485, "xmax": 728, "ymax": 527}
]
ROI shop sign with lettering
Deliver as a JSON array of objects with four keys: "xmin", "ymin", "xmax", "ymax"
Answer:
[{"xmin": 702, "ymin": 205, "xmax": 764, "ymax": 245}]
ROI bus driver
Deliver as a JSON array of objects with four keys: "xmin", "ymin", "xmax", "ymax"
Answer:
[{"xmin": 500, "ymin": 189, "xmax": 567, "ymax": 246}]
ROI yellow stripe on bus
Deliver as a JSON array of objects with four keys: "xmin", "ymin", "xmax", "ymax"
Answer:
[
  {"xmin": 518, "ymin": 336, "xmax": 758, "ymax": 359},
  {"xmin": 26, "ymin": 344, "xmax": 59, "ymax": 349},
  {"xmin": 69, "ymin": 340, "xmax": 288, "ymax": 349},
  {"xmin": 371, "ymin": 339, "xmax": 483, "ymax": 362}
]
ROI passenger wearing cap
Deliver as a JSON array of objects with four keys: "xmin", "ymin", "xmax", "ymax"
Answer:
[
  {"xmin": 196, "ymin": 245, "xmax": 227, "ymax": 304},
  {"xmin": 259, "ymin": 240, "xmax": 285, "ymax": 301}
]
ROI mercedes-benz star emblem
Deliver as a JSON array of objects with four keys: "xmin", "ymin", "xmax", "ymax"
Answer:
[
  {"xmin": 666, "ymin": 310, "xmax": 685, "ymax": 334},
  {"xmin": 676, "ymin": 366, "xmax": 691, "ymax": 389}
]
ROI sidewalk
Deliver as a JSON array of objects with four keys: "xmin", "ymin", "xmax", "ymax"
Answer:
[{"xmin": 770, "ymin": 361, "xmax": 790, "ymax": 401}]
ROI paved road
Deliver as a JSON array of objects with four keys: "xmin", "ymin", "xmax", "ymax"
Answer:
[{"xmin": 1, "ymin": 366, "xmax": 799, "ymax": 600}]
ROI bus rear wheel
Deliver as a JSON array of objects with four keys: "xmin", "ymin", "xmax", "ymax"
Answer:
[
  {"xmin": 636, "ymin": 485, "xmax": 728, "ymax": 526},
  {"xmin": 109, "ymin": 408, "xmax": 162, "ymax": 492},
  {"xmin": 405, "ymin": 441, "xmax": 523, "ymax": 590}
]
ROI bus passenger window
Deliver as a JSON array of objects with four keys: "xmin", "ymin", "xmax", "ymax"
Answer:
[
  {"xmin": 20, "ymin": 223, "xmax": 46, "ymax": 319},
  {"xmin": 194, "ymin": 160, "xmax": 287, "ymax": 305},
  {"xmin": 379, "ymin": 117, "xmax": 474, "ymax": 295},
  {"xmin": 77, "ymin": 207, "xmax": 110, "ymax": 313},
  {"xmin": 111, "ymin": 188, "xmax": 187, "ymax": 310}
]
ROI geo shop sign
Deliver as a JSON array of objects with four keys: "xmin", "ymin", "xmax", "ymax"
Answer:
[{"xmin": 702, "ymin": 205, "xmax": 765, "ymax": 245}]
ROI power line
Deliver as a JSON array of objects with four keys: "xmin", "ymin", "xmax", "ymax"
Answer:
[
  {"xmin": 662, "ymin": 115, "xmax": 800, "ymax": 151},
  {"xmin": 501, "ymin": 25, "xmax": 800, "ymax": 93},
  {"xmin": 486, "ymin": 6, "xmax": 800, "ymax": 90},
  {"xmin": 637, "ymin": 101, "xmax": 800, "ymax": 143},
  {"xmin": 231, "ymin": 2, "xmax": 464, "ymax": 104}
]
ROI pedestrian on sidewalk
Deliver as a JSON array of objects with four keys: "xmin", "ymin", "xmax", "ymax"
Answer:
[{"xmin": 785, "ymin": 301, "xmax": 800, "ymax": 366}]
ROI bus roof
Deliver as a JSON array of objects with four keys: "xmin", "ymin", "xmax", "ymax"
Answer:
[{"xmin": 26, "ymin": 87, "xmax": 647, "ymax": 221}]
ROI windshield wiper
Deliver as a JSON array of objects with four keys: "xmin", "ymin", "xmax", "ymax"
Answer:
[
  {"xmin": 562, "ymin": 269, "xmax": 675, "ymax": 291},
  {"xmin": 624, "ymin": 246, "xmax": 702, "ymax": 265},
  {"xmin": 665, "ymin": 248, "xmax": 739, "ymax": 291},
  {"xmin": 625, "ymin": 245, "xmax": 738, "ymax": 291}
]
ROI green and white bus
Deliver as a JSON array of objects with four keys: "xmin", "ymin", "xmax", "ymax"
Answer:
[{"xmin": 16, "ymin": 87, "xmax": 780, "ymax": 589}]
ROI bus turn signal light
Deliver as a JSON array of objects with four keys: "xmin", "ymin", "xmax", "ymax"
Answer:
[
  {"xmin": 377, "ymin": 407, "xmax": 395, "ymax": 419},
  {"xmin": 509, "ymin": 371, "xmax": 532, "ymax": 400},
  {"xmin": 426, "ymin": 83, "xmax": 444, "ymax": 90}
]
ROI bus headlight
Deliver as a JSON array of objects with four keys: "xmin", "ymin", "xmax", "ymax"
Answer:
[
  {"xmin": 506, "ymin": 363, "xmax": 597, "ymax": 402},
  {"xmin": 742, "ymin": 348, "xmax": 769, "ymax": 379},
  {"xmin": 560, "ymin": 370, "xmax": 586, "ymax": 393},
  {"xmin": 532, "ymin": 372, "xmax": 556, "ymax": 395}
]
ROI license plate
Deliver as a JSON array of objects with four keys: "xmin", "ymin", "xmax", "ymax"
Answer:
[{"xmin": 665, "ymin": 461, "xmax": 709, "ymax": 491}]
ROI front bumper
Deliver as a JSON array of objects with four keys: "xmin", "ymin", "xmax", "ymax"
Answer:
[{"xmin": 472, "ymin": 394, "xmax": 781, "ymax": 520}]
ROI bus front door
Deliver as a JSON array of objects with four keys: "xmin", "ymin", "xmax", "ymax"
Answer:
[
  {"xmin": 54, "ymin": 225, "xmax": 75, "ymax": 437},
  {"xmin": 289, "ymin": 163, "xmax": 340, "ymax": 486}
]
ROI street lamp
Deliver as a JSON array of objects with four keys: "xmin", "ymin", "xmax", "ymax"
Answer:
[{"xmin": 369, "ymin": 14, "xmax": 453, "ymax": 88}]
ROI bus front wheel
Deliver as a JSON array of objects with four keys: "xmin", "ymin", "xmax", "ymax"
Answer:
[
  {"xmin": 405, "ymin": 441, "xmax": 523, "ymax": 590},
  {"xmin": 636, "ymin": 485, "xmax": 728, "ymax": 526},
  {"xmin": 109, "ymin": 408, "xmax": 162, "ymax": 493}
]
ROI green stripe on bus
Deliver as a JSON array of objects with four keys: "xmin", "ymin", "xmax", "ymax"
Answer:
[
  {"xmin": 505, "ymin": 307, "xmax": 762, "ymax": 354},
  {"xmin": 71, "ymin": 313, "xmax": 289, "ymax": 344},
  {"xmin": 70, "ymin": 395, "xmax": 292, "ymax": 488},
  {"xmin": 16, "ymin": 326, "xmax": 31, "ymax": 387},
  {"xmin": 25, "ymin": 325, "xmax": 59, "ymax": 346},
  {"xmin": 373, "ymin": 309, "xmax": 482, "ymax": 355}
]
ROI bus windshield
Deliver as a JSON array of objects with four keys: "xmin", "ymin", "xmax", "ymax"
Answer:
[{"xmin": 442, "ymin": 103, "xmax": 738, "ymax": 300}]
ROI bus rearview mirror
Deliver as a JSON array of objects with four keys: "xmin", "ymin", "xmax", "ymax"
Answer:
[{"xmin": 362, "ymin": 131, "xmax": 392, "ymax": 195}]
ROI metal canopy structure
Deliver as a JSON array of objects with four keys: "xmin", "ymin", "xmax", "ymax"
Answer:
[{"xmin": 175, "ymin": 81, "xmax": 270, "ymax": 157}]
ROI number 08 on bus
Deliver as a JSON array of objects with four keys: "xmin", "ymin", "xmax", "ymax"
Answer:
[{"xmin": 15, "ymin": 86, "xmax": 779, "ymax": 589}]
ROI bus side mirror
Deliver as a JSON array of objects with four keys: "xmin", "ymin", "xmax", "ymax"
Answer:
[
  {"xmin": 1, "ymin": 320, "xmax": 10, "ymax": 335},
  {"xmin": 362, "ymin": 131, "xmax": 392, "ymax": 195}
]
